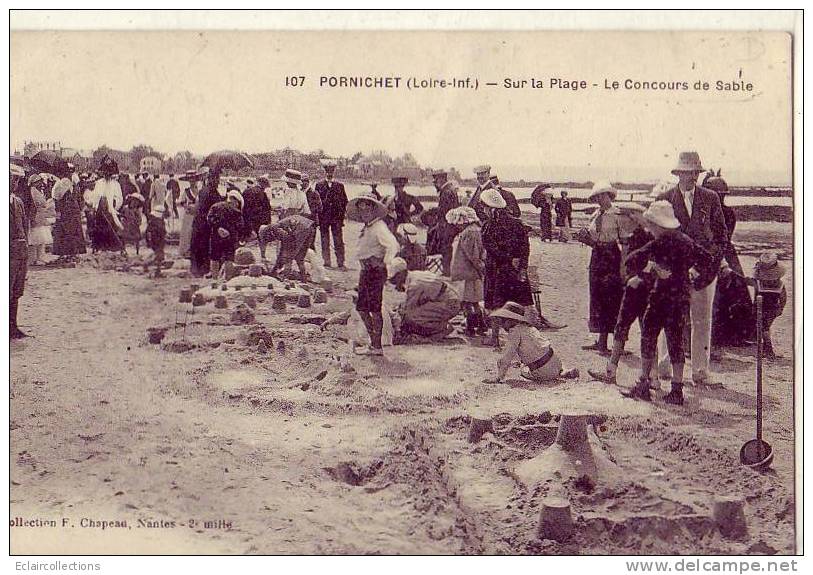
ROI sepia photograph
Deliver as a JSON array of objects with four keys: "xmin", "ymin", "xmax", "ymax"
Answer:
[{"xmin": 7, "ymin": 9, "xmax": 803, "ymax": 562}]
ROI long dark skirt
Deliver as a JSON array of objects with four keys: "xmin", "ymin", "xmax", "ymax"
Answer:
[
  {"xmin": 190, "ymin": 219, "xmax": 211, "ymax": 276},
  {"xmin": 588, "ymin": 243, "xmax": 623, "ymax": 334},
  {"xmin": 712, "ymin": 272, "xmax": 754, "ymax": 347},
  {"xmin": 539, "ymin": 208, "xmax": 553, "ymax": 241},
  {"xmin": 52, "ymin": 196, "xmax": 87, "ymax": 256},
  {"xmin": 91, "ymin": 202, "xmax": 123, "ymax": 253},
  {"xmin": 484, "ymin": 257, "xmax": 533, "ymax": 310}
]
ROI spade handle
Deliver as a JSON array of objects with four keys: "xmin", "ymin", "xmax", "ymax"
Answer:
[{"xmin": 756, "ymin": 295, "xmax": 763, "ymax": 443}]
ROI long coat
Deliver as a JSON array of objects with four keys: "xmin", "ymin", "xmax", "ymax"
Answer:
[
  {"xmin": 450, "ymin": 222, "xmax": 485, "ymax": 281},
  {"xmin": 482, "ymin": 210, "xmax": 533, "ymax": 309},
  {"xmin": 315, "ymin": 180, "xmax": 348, "ymax": 225},
  {"xmin": 190, "ymin": 177, "xmax": 221, "ymax": 275},
  {"xmin": 52, "ymin": 186, "xmax": 87, "ymax": 256},
  {"xmin": 242, "ymin": 185, "xmax": 272, "ymax": 233}
]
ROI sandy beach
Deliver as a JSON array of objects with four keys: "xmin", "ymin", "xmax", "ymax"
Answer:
[{"xmin": 9, "ymin": 219, "xmax": 795, "ymax": 555}]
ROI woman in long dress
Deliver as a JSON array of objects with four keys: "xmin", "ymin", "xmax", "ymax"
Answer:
[
  {"xmin": 577, "ymin": 182, "xmax": 623, "ymax": 356},
  {"xmin": 705, "ymin": 172, "xmax": 754, "ymax": 349},
  {"xmin": 51, "ymin": 176, "xmax": 87, "ymax": 262},
  {"xmin": 89, "ymin": 157, "xmax": 124, "ymax": 253},
  {"xmin": 178, "ymin": 178, "xmax": 199, "ymax": 258},
  {"xmin": 481, "ymin": 189, "xmax": 533, "ymax": 347},
  {"xmin": 190, "ymin": 168, "xmax": 221, "ymax": 277}
]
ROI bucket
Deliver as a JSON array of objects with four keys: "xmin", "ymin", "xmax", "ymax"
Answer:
[{"xmin": 739, "ymin": 439, "xmax": 773, "ymax": 470}]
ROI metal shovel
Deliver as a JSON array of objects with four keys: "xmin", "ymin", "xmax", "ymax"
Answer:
[{"xmin": 740, "ymin": 295, "xmax": 774, "ymax": 470}]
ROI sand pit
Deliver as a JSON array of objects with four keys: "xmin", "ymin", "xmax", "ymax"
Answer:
[{"xmin": 10, "ymin": 223, "xmax": 796, "ymax": 554}]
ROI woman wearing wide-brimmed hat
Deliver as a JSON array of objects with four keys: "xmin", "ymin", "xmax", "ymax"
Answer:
[
  {"xmin": 576, "ymin": 181, "xmax": 624, "ymax": 355},
  {"xmin": 480, "ymin": 188, "xmax": 533, "ymax": 347},
  {"xmin": 346, "ymin": 193, "xmax": 400, "ymax": 356},
  {"xmin": 448, "ymin": 206, "xmax": 488, "ymax": 337}
]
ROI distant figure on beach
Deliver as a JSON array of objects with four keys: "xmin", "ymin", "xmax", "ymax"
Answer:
[
  {"xmin": 555, "ymin": 189, "xmax": 573, "ymax": 238},
  {"xmin": 531, "ymin": 184, "xmax": 554, "ymax": 241}
]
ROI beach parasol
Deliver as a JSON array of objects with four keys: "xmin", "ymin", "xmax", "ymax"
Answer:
[
  {"xmin": 530, "ymin": 184, "xmax": 552, "ymax": 208},
  {"xmin": 200, "ymin": 150, "xmax": 254, "ymax": 173},
  {"xmin": 30, "ymin": 150, "xmax": 70, "ymax": 177}
]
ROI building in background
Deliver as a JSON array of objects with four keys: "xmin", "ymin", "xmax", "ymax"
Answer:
[{"xmin": 140, "ymin": 155, "xmax": 162, "ymax": 174}]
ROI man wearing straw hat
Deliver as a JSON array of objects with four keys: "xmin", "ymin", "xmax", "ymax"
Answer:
[
  {"xmin": 467, "ymin": 164, "xmax": 493, "ymax": 223},
  {"xmin": 345, "ymin": 193, "xmax": 400, "ymax": 356},
  {"xmin": 657, "ymin": 151, "xmax": 728, "ymax": 387},
  {"xmin": 315, "ymin": 159, "xmax": 348, "ymax": 270},
  {"xmin": 620, "ymin": 200, "xmax": 713, "ymax": 405}
]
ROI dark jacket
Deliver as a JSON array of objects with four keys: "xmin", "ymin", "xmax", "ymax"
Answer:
[
  {"xmin": 242, "ymin": 185, "xmax": 272, "ymax": 227},
  {"xmin": 555, "ymin": 197, "xmax": 572, "ymax": 218},
  {"xmin": 394, "ymin": 191, "xmax": 424, "ymax": 225},
  {"xmin": 468, "ymin": 182, "xmax": 520, "ymax": 221},
  {"xmin": 304, "ymin": 186, "xmax": 323, "ymax": 223},
  {"xmin": 659, "ymin": 185, "xmax": 727, "ymax": 290},
  {"xmin": 315, "ymin": 180, "xmax": 347, "ymax": 224},
  {"xmin": 626, "ymin": 230, "xmax": 713, "ymax": 303}
]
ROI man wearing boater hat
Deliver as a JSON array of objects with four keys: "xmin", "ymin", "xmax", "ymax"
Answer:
[
  {"xmin": 467, "ymin": 164, "xmax": 493, "ymax": 223},
  {"xmin": 657, "ymin": 151, "xmax": 728, "ymax": 387},
  {"xmin": 315, "ymin": 159, "xmax": 348, "ymax": 270}
]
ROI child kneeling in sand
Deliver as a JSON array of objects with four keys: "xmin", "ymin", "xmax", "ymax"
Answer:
[{"xmin": 483, "ymin": 301, "xmax": 579, "ymax": 383}]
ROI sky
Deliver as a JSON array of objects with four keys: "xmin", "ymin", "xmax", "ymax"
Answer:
[{"xmin": 10, "ymin": 30, "xmax": 792, "ymax": 185}]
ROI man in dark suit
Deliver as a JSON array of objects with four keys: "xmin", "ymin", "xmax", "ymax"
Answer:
[
  {"xmin": 315, "ymin": 159, "xmax": 348, "ymax": 270},
  {"xmin": 658, "ymin": 151, "xmax": 728, "ymax": 386}
]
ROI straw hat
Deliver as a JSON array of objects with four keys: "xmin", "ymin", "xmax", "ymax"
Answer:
[
  {"xmin": 480, "ymin": 188, "xmax": 506, "ymax": 209},
  {"xmin": 320, "ymin": 158, "xmax": 337, "ymax": 168},
  {"xmin": 754, "ymin": 253, "xmax": 786, "ymax": 281},
  {"xmin": 490, "ymin": 301, "xmax": 532, "ymax": 324},
  {"xmin": 51, "ymin": 178, "xmax": 72, "ymax": 201},
  {"xmin": 588, "ymin": 180, "xmax": 617, "ymax": 203},
  {"xmin": 282, "ymin": 169, "xmax": 302, "ymax": 186},
  {"xmin": 398, "ymin": 223, "xmax": 419, "ymax": 237},
  {"xmin": 346, "ymin": 193, "xmax": 388, "ymax": 222},
  {"xmin": 671, "ymin": 151, "xmax": 704, "ymax": 174},
  {"xmin": 473, "ymin": 164, "xmax": 491, "ymax": 175},
  {"xmin": 445, "ymin": 206, "xmax": 479, "ymax": 225},
  {"xmin": 227, "ymin": 189, "xmax": 244, "ymax": 209},
  {"xmin": 391, "ymin": 175, "xmax": 409, "ymax": 185},
  {"xmin": 431, "ymin": 168, "xmax": 447, "ymax": 177},
  {"xmin": 388, "ymin": 257, "xmax": 408, "ymax": 279},
  {"xmin": 643, "ymin": 200, "xmax": 680, "ymax": 229},
  {"xmin": 613, "ymin": 201, "xmax": 645, "ymax": 215}
]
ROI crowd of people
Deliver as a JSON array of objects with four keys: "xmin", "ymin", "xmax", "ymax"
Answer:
[{"xmin": 9, "ymin": 150, "xmax": 786, "ymax": 405}]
